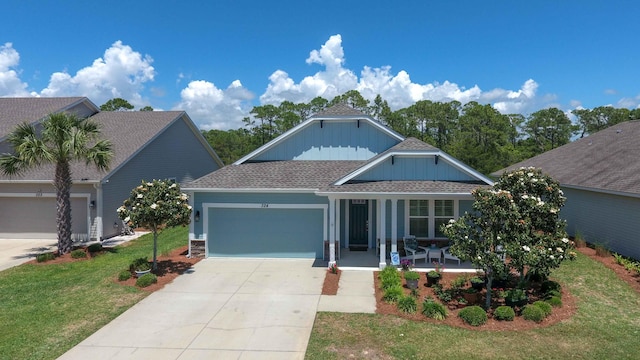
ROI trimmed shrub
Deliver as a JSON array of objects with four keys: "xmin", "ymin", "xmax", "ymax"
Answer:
[
  {"xmin": 493, "ymin": 306, "xmax": 515, "ymax": 321},
  {"xmin": 36, "ymin": 252, "xmax": 55, "ymax": 263},
  {"xmin": 382, "ymin": 285, "xmax": 404, "ymax": 303},
  {"xmin": 136, "ymin": 273, "xmax": 157, "ymax": 288},
  {"xmin": 118, "ymin": 270, "xmax": 132, "ymax": 281},
  {"xmin": 458, "ymin": 305, "xmax": 487, "ymax": 326},
  {"xmin": 522, "ymin": 304, "xmax": 545, "ymax": 323},
  {"xmin": 87, "ymin": 243, "xmax": 103, "ymax": 253},
  {"xmin": 540, "ymin": 280, "xmax": 562, "ymax": 294},
  {"xmin": 545, "ymin": 289, "xmax": 562, "ymax": 299},
  {"xmin": 129, "ymin": 257, "xmax": 150, "ymax": 272},
  {"xmin": 397, "ymin": 295, "xmax": 418, "ymax": 313},
  {"xmin": 545, "ymin": 296, "xmax": 563, "ymax": 308},
  {"xmin": 533, "ymin": 301, "xmax": 553, "ymax": 317},
  {"xmin": 70, "ymin": 249, "xmax": 87, "ymax": 259},
  {"xmin": 422, "ymin": 298, "xmax": 447, "ymax": 320}
]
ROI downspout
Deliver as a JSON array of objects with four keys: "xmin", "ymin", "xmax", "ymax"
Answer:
[{"xmin": 94, "ymin": 183, "xmax": 104, "ymax": 240}]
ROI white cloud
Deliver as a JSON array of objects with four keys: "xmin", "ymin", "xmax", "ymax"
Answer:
[
  {"xmin": 616, "ymin": 95, "xmax": 640, "ymax": 109},
  {"xmin": 174, "ymin": 79, "xmax": 254, "ymax": 130},
  {"xmin": 259, "ymin": 34, "xmax": 545, "ymax": 118},
  {"xmin": 0, "ymin": 42, "xmax": 30, "ymax": 96},
  {"xmin": 39, "ymin": 41, "xmax": 155, "ymax": 107}
]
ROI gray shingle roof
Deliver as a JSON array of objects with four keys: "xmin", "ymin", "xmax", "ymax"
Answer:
[
  {"xmin": 493, "ymin": 120, "xmax": 640, "ymax": 195},
  {"xmin": 320, "ymin": 180, "xmax": 488, "ymax": 194},
  {"xmin": 0, "ymin": 97, "xmax": 87, "ymax": 138},
  {"xmin": 185, "ymin": 161, "xmax": 366, "ymax": 189},
  {"xmin": 0, "ymin": 110, "xmax": 185, "ymax": 181},
  {"xmin": 312, "ymin": 103, "xmax": 367, "ymax": 117},
  {"xmin": 387, "ymin": 137, "xmax": 438, "ymax": 151}
]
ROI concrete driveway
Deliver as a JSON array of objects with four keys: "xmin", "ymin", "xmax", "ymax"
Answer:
[
  {"xmin": 59, "ymin": 258, "xmax": 326, "ymax": 360},
  {"xmin": 0, "ymin": 238, "xmax": 57, "ymax": 271}
]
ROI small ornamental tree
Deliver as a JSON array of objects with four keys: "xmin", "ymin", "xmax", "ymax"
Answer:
[
  {"xmin": 493, "ymin": 167, "xmax": 569, "ymax": 282},
  {"xmin": 443, "ymin": 188, "xmax": 519, "ymax": 309},
  {"xmin": 443, "ymin": 167, "xmax": 570, "ymax": 309},
  {"xmin": 117, "ymin": 179, "xmax": 191, "ymax": 271}
]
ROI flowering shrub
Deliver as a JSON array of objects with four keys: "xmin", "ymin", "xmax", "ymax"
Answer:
[
  {"xmin": 400, "ymin": 258, "xmax": 412, "ymax": 271},
  {"xmin": 118, "ymin": 179, "xmax": 191, "ymax": 270},
  {"xmin": 329, "ymin": 263, "xmax": 339, "ymax": 274}
]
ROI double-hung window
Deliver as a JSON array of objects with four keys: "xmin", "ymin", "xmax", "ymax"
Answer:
[
  {"xmin": 408, "ymin": 199, "xmax": 455, "ymax": 238},
  {"xmin": 409, "ymin": 200, "xmax": 429, "ymax": 238},
  {"xmin": 434, "ymin": 200, "xmax": 454, "ymax": 238}
]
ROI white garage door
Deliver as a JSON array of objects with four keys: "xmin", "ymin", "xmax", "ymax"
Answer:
[{"xmin": 0, "ymin": 197, "xmax": 88, "ymax": 239}]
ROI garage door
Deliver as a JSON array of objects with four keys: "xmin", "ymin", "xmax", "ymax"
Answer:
[
  {"xmin": 208, "ymin": 207, "xmax": 324, "ymax": 258},
  {"xmin": 0, "ymin": 197, "xmax": 88, "ymax": 239}
]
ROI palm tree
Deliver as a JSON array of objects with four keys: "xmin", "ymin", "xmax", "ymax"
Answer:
[{"xmin": 0, "ymin": 113, "xmax": 112, "ymax": 254}]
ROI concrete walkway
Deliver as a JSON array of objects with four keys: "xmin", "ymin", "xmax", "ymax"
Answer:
[
  {"xmin": 59, "ymin": 258, "xmax": 328, "ymax": 360},
  {"xmin": 318, "ymin": 270, "xmax": 376, "ymax": 313}
]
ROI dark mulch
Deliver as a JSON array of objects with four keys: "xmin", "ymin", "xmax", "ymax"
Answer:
[{"xmin": 322, "ymin": 269, "xmax": 341, "ymax": 295}]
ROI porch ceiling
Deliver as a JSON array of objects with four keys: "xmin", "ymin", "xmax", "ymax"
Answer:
[{"xmin": 319, "ymin": 180, "xmax": 489, "ymax": 195}]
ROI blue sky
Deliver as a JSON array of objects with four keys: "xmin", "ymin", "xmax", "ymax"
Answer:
[{"xmin": 1, "ymin": 0, "xmax": 638, "ymax": 130}]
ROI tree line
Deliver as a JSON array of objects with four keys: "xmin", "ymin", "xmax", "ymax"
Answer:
[{"xmin": 202, "ymin": 90, "xmax": 640, "ymax": 174}]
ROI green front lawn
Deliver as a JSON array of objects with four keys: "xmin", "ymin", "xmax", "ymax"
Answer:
[
  {"xmin": 306, "ymin": 252, "xmax": 640, "ymax": 360},
  {"xmin": 0, "ymin": 227, "xmax": 188, "ymax": 360}
]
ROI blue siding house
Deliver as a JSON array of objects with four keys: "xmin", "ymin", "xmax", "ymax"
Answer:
[
  {"xmin": 0, "ymin": 97, "xmax": 223, "ymax": 241},
  {"xmin": 185, "ymin": 104, "xmax": 492, "ymax": 268},
  {"xmin": 495, "ymin": 120, "xmax": 640, "ymax": 261}
]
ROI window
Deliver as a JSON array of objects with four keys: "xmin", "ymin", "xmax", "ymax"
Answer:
[
  {"xmin": 407, "ymin": 199, "xmax": 456, "ymax": 238},
  {"xmin": 409, "ymin": 200, "xmax": 429, "ymax": 238},
  {"xmin": 434, "ymin": 200, "xmax": 454, "ymax": 238}
]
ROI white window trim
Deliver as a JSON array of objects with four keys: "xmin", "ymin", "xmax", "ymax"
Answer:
[{"xmin": 405, "ymin": 199, "xmax": 459, "ymax": 239}]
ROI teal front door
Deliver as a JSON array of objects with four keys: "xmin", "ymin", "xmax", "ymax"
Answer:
[{"xmin": 349, "ymin": 200, "xmax": 368, "ymax": 249}]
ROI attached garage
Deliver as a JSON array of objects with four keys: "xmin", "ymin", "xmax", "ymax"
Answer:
[
  {"xmin": 205, "ymin": 203, "xmax": 327, "ymax": 258},
  {"xmin": 0, "ymin": 196, "xmax": 89, "ymax": 239}
]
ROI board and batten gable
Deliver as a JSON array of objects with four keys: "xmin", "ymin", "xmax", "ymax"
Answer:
[
  {"xmin": 561, "ymin": 187, "xmax": 640, "ymax": 260},
  {"xmin": 353, "ymin": 155, "xmax": 477, "ymax": 182},
  {"xmin": 249, "ymin": 120, "xmax": 401, "ymax": 161},
  {"xmin": 100, "ymin": 116, "xmax": 222, "ymax": 239}
]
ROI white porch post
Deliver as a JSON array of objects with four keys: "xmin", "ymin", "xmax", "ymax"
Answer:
[
  {"xmin": 379, "ymin": 198, "xmax": 387, "ymax": 269},
  {"xmin": 336, "ymin": 199, "xmax": 341, "ymax": 254},
  {"xmin": 95, "ymin": 183, "xmax": 103, "ymax": 240},
  {"xmin": 391, "ymin": 199, "xmax": 398, "ymax": 253},
  {"xmin": 329, "ymin": 196, "xmax": 336, "ymax": 267}
]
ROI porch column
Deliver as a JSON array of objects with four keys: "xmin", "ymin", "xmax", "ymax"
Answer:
[
  {"xmin": 379, "ymin": 198, "xmax": 387, "ymax": 269},
  {"xmin": 391, "ymin": 199, "xmax": 398, "ymax": 253},
  {"xmin": 95, "ymin": 183, "xmax": 103, "ymax": 240},
  {"xmin": 336, "ymin": 199, "xmax": 341, "ymax": 251},
  {"xmin": 328, "ymin": 196, "xmax": 336, "ymax": 267}
]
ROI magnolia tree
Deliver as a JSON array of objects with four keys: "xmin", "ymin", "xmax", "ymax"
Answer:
[
  {"xmin": 494, "ymin": 167, "xmax": 569, "ymax": 281},
  {"xmin": 443, "ymin": 188, "xmax": 519, "ymax": 309},
  {"xmin": 118, "ymin": 179, "xmax": 191, "ymax": 271},
  {"xmin": 442, "ymin": 167, "xmax": 570, "ymax": 309}
]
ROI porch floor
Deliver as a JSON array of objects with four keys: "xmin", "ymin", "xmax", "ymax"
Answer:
[{"xmin": 330, "ymin": 248, "xmax": 479, "ymax": 272}]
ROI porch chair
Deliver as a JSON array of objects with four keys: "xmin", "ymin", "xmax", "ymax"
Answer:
[
  {"xmin": 441, "ymin": 246, "xmax": 461, "ymax": 265},
  {"xmin": 402, "ymin": 236, "xmax": 427, "ymax": 265}
]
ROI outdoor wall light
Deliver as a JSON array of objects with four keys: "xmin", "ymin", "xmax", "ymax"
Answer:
[
  {"xmin": 90, "ymin": 200, "xmax": 96, "ymax": 208},
  {"xmin": 195, "ymin": 210, "xmax": 200, "ymax": 222},
  {"xmin": 113, "ymin": 221, "xmax": 119, "ymax": 228}
]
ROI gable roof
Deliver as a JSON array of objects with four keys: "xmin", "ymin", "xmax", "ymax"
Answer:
[
  {"xmin": 234, "ymin": 104, "xmax": 404, "ymax": 164},
  {"xmin": 493, "ymin": 120, "xmax": 640, "ymax": 196},
  {"xmin": 0, "ymin": 97, "xmax": 93, "ymax": 139},
  {"xmin": 0, "ymin": 110, "xmax": 223, "ymax": 182},
  {"xmin": 333, "ymin": 137, "xmax": 494, "ymax": 186}
]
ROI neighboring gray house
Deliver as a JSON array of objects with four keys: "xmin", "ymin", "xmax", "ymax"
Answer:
[
  {"xmin": 0, "ymin": 97, "xmax": 223, "ymax": 241},
  {"xmin": 495, "ymin": 120, "xmax": 640, "ymax": 260},
  {"xmin": 185, "ymin": 104, "xmax": 493, "ymax": 267}
]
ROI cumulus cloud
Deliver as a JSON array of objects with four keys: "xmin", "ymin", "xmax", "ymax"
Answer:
[
  {"xmin": 259, "ymin": 34, "xmax": 546, "ymax": 118},
  {"xmin": 39, "ymin": 41, "xmax": 155, "ymax": 107},
  {"xmin": 0, "ymin": 42, "xmax": 30, "ymax": 96},
  {"xmin": 174, "ymin": 79, "xmax": 254, "ymax": 130}
]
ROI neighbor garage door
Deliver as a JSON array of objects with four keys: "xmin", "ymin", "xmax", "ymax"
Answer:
[
  {"xmin": 208, "ymin": 206, "xmax": 324, "ymax": 258},
  {"xmin": 0, "ymin": 197, "xmax": 88, "ymax": 239}
]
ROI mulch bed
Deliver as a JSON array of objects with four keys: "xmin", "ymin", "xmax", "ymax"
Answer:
[
  {"xmin": 322, "ymin": 269, "xmax": 341, "ymax": 295},
  {"xmin": 319, "ymin": 245, "xmax": 640, "ymax": 330}
]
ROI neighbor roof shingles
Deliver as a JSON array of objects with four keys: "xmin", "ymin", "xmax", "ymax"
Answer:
[
  {"xmin": 0, "ymin": 97, "xmax": 86, "ymax": 138},
  {"xmin": 494, "ymin": 120, "xmax": 640, "ymax": 195},
  {"xmin": 0, "ymin": 111, "xmax": 184, "ymax": 181}
]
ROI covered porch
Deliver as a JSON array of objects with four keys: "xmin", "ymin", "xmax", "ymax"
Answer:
[
  {"xmin": 321, "ymin": 191, "xmax": 477, "ymax": 269},
  {"xmin": 322, "ymin": 247, "xmax": 477, "ymax": 271}
]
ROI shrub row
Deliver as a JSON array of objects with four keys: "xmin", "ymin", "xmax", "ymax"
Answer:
[{"xmin": 613, "ymin": 253, "xmax": 640, "ymax": 274}]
